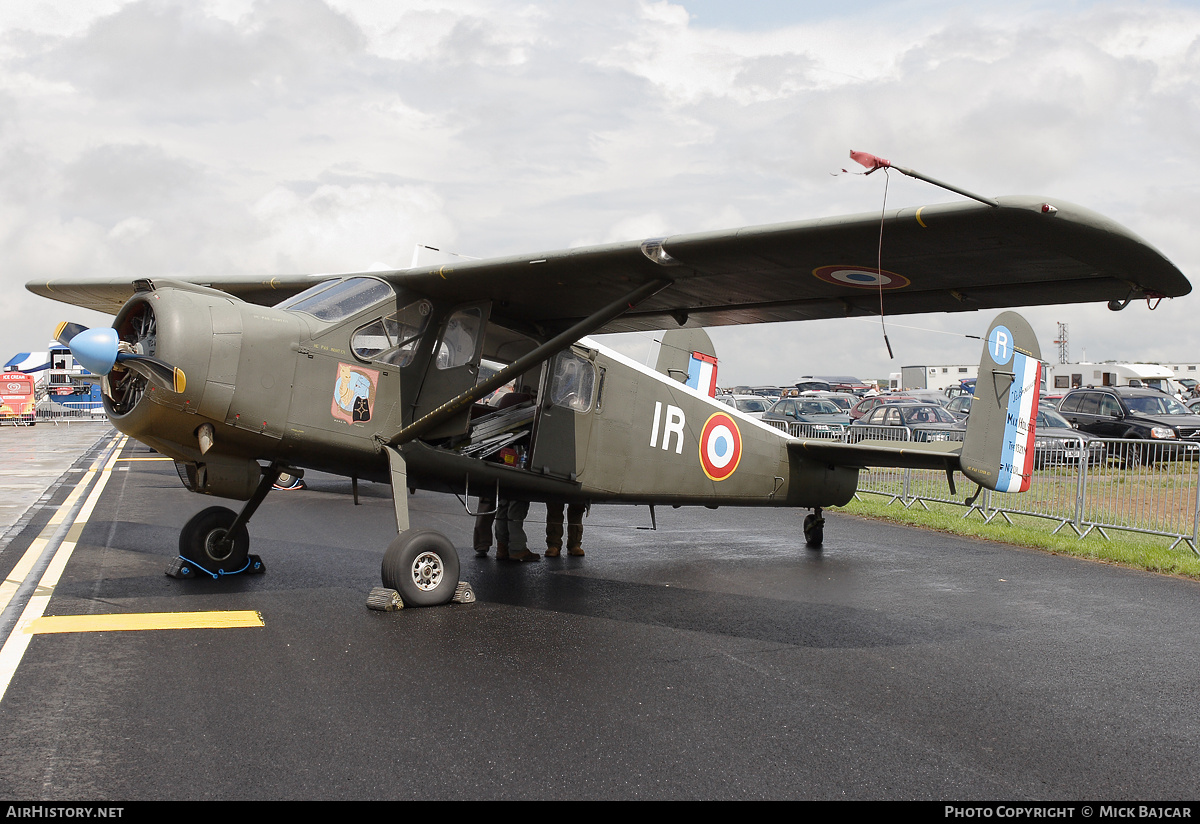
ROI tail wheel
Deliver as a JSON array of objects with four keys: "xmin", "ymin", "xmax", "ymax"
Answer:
[
  {"xmin": 381, "ymin": 530, "xmax": 461, "ymax": 607},
  {"xmin": 180, "ymin": 506, "xmax": 250, "ymax": 574},
  {"xmin": 803, "ymin": 511, "xmax": 824, "ymax": 549}
]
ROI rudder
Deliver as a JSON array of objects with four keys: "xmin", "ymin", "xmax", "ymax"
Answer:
[{"xmin": 960, "ymin": 312, "xmax": 1043, "ymax": 493}]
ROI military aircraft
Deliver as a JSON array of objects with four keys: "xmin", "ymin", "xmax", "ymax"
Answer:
[{"xmin": 27, "ymin": 188, "xmax": 1190, "ymax": 607}]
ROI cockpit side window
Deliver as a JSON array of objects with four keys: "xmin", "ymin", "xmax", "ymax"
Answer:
[
  {"xmin": 435, "ymin": 308, "xmax": 483, "ymax": 370},
  {"xmin": 549, "ymin": 350, "xmax": 596, "ymax": 413},
  {"xmin": 351, "ymin": 300, "xmax": 433, "ymax": 366},
  {"xmin": 277, "ymin": 277, "xmax": 395, "ymax": 323}
]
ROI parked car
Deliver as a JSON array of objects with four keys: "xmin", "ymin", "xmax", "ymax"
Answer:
[
  {"xmin": 1057, "ymin": 386, "xmax": 1200, "ymax": 467},
  {"xmin": 797, "ymin": 390, "xmax": 859, "ymax": 412},
  {"xmin": 763, "ymin": 398, "xmax": 850, "ymax": 437},
  {"xmin": 849, "ymin": 402, "xmax": 965, "ymax": 442},
  {"xmin": 1033, "ymin": 408, "xmax": 1106, "ymax": 468},
  {"xmin": 945, "ymin": 395, "xmax": 973, "ymax": 419},
  {"xmin": 716, "ymin": 394, "xmax": 772, "ymax": 420},
  {"xmin": 848, "ymin": 394, "xmax": 918, "ymax": 421},
  {"xmin": 903, "ymin": 389, "xmax": 952, "ymax": 407}
]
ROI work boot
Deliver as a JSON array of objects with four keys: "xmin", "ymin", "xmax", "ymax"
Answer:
[
  {"xmin": 546, "ymin": 516, "xmax": 564, "ymax": 557},
  {"xmin": 474, "ymin": 545, "xmax": 490, "ymax": 557},
  {"xmin": 496, "ymin": 543, "xmax": 509, "ymax": 561},
  {"xmin": 567, "ymin": 524, "xmax": 584, "ymax": 556},
  {"xmin": 507, "ymin": 549, "xmax": 541, "ymax": 562}
]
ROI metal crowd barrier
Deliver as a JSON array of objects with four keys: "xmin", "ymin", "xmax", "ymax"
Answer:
[
  {"xmin": 856, "ymin": 434, "xmax": 1200, "ymax": 554},
  {"xmin": 33, "ymin": 401, "xmax": 108, "ymax": 424},
  {"xmin": 776, "ymin": 422, "xmax": 1200, "ymax": 553}
]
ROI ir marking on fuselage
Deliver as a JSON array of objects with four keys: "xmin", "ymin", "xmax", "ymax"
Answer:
[{"xmin": 649, "ymin": 401, "xmax": 685, "ymax": 454}]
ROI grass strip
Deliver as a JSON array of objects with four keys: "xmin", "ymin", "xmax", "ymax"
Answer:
[{"xmin": 836, "ymin": 493, "xmax": 1200, "ymax": 580}]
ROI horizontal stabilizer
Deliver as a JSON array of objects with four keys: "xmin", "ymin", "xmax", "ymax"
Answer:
[
  {"xmin": 788, "ymin": 438, "xmax": 960, "ymax": 471},
  {"xmin": 785, "ymin": 311, "xmax": 1042, "ymax": 495}
]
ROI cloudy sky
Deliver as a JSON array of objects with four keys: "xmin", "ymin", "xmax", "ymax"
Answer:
[{"xmin": 2, "ymin": 0, "xmax": 1197, "ymax": 384}]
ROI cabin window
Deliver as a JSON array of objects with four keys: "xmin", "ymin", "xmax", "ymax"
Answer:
[
  {"xmin": 435, "ymin": 308, "xmax": 483, "ymax": 370},
  {"xmin": 351, "ymin": 300, "xmax": 432, "ymax": 366},
  {"xmin": 278, "ymin": 277, "xmax": 395, "ymax": 323},
  {"xmin": 549, "ymin": 351, "xmax": 596, "ymax": 413}
]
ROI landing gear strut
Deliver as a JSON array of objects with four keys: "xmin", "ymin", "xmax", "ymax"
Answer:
[
  {"xmin": 803, "ymin": 507, "xmax": 824, "ymax": 548},
  {"xmin": 167, "ymin": 462, "xmax": 292, "ymax": 579}
]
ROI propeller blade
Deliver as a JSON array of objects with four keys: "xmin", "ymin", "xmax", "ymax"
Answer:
[
  {"xmin": 114, "ymin": 353, "xmax": 186, "ymax": 394},
  {"xmin": 54, "ymin": 321, "xmax": 90, "ymax": 348},
  {"xmin": 67, "ymin": 327, "xmax": 119, "ymax": 376}
]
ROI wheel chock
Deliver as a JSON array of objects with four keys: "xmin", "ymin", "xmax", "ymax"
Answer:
[
  {"xmin": 452, "ymin": 581, "xmax": 476, "ymax": 604},
  {"xmin": 366, "ymin": 582, "xmax": 474, "ymax": 610},
  {"xmin": 165, "ymin": 554, "xmax": 266, "ymax": 580},
  {"xmin": 367, "ymin": 587, "xmax": 404, "ymax": 611},
  {"xmin": 165, "ymin": 556, "xmax": 197, "ymax": 579}
]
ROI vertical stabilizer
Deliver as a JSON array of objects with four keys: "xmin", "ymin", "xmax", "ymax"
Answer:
[
  {"xmin": 960, "ymin": 312, "xmax": 1043, "ymax": 493},
  {"xmin": 655, "ymin": 328, "xmax": 718, "ymax": 397}
]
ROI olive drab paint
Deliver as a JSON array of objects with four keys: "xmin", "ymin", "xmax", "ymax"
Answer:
[{"xmin": 960, "ymin": 312, "xmax": 1043, "ymax": 493}]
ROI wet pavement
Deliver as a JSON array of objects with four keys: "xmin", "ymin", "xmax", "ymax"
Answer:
[{"xmin": 0, "ymin": 422, "xmax": 113, "ymax": 542}]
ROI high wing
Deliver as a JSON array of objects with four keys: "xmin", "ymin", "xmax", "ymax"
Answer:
[{"xmin": 27, "ymin": 195, "xmax": 1189, "ymax": 331}]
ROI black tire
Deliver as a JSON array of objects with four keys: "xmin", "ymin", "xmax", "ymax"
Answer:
[
  {"xmin": 179, "ymin": 506, "xmax": 250, "ymax": 574},
  {"xmin": 803, "ymin": 513, "xmax": 824, "ymax": 548},
  {"xmin": 381, "ymin": 530, "xmax": 461, "ymax": 607},
  {"xmin": 1121, "ymin": 442, "xmax": 1148, "ymax": 470}
]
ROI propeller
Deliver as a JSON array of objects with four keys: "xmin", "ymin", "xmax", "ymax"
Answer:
[
  {"xmin": 59, "ymin": 323, "xmax": 186, "ymax": 394},
  {"xmin": 53, "ymin": 321, "xmax": 89, "ymax": 348}
]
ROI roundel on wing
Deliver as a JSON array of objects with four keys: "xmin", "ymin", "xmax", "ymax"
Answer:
[
  {"xmin": 699, "ymin": 412, "xmax": 743, "ymax": 481},
  {"xmin": 812, "ymin": 265, "xmax": 910, "ymax": 290}
]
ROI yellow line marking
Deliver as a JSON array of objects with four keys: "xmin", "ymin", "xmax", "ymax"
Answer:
[
  {"xmin": 26, "ymin": 611, "xmax": 264, "ymax": 634},
  {"xmin": 116, "ymin": 457, "xmax": 175, "ymax": 461}
]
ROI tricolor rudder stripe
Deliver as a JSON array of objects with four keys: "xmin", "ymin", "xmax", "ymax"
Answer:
[
  {"xmin": 686, "ymin": 351, "xmax": 718, "ymax": 398},
  {"xmin": 996, "ymin": 353, "xmax": 1041, "ymax": 492}
]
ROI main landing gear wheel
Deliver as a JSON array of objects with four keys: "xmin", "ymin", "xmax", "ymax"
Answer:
[
  {"xmin": 179, "ymin": 506, "xmax": 250, "ymax": 574},
  {"xmin": 803, "ymin": 510, "xmax": 824, "ymax": 549},
  {"xmin": 381, "ymin": 530, "xmax": 461, "ymax": 607}
]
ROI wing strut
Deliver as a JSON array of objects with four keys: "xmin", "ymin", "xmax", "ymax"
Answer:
[{"xmin": 377, "ymin": 277, "xmax": 673, "ymax": 449}]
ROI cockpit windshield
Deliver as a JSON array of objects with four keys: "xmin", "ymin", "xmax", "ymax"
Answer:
[{"xmin": 275, "ymin": 277, "xmax": 395, "ymax": 322}]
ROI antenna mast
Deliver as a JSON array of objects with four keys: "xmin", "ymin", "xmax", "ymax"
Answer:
[{"xmin": 1053, "ymin": 322, "xmax": 1069, "ymax": 364}]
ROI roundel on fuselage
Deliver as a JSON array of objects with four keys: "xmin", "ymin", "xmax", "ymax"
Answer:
[{"xmin": 699, "ymin": 411, "xmax": 743, "ymax": 481}]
